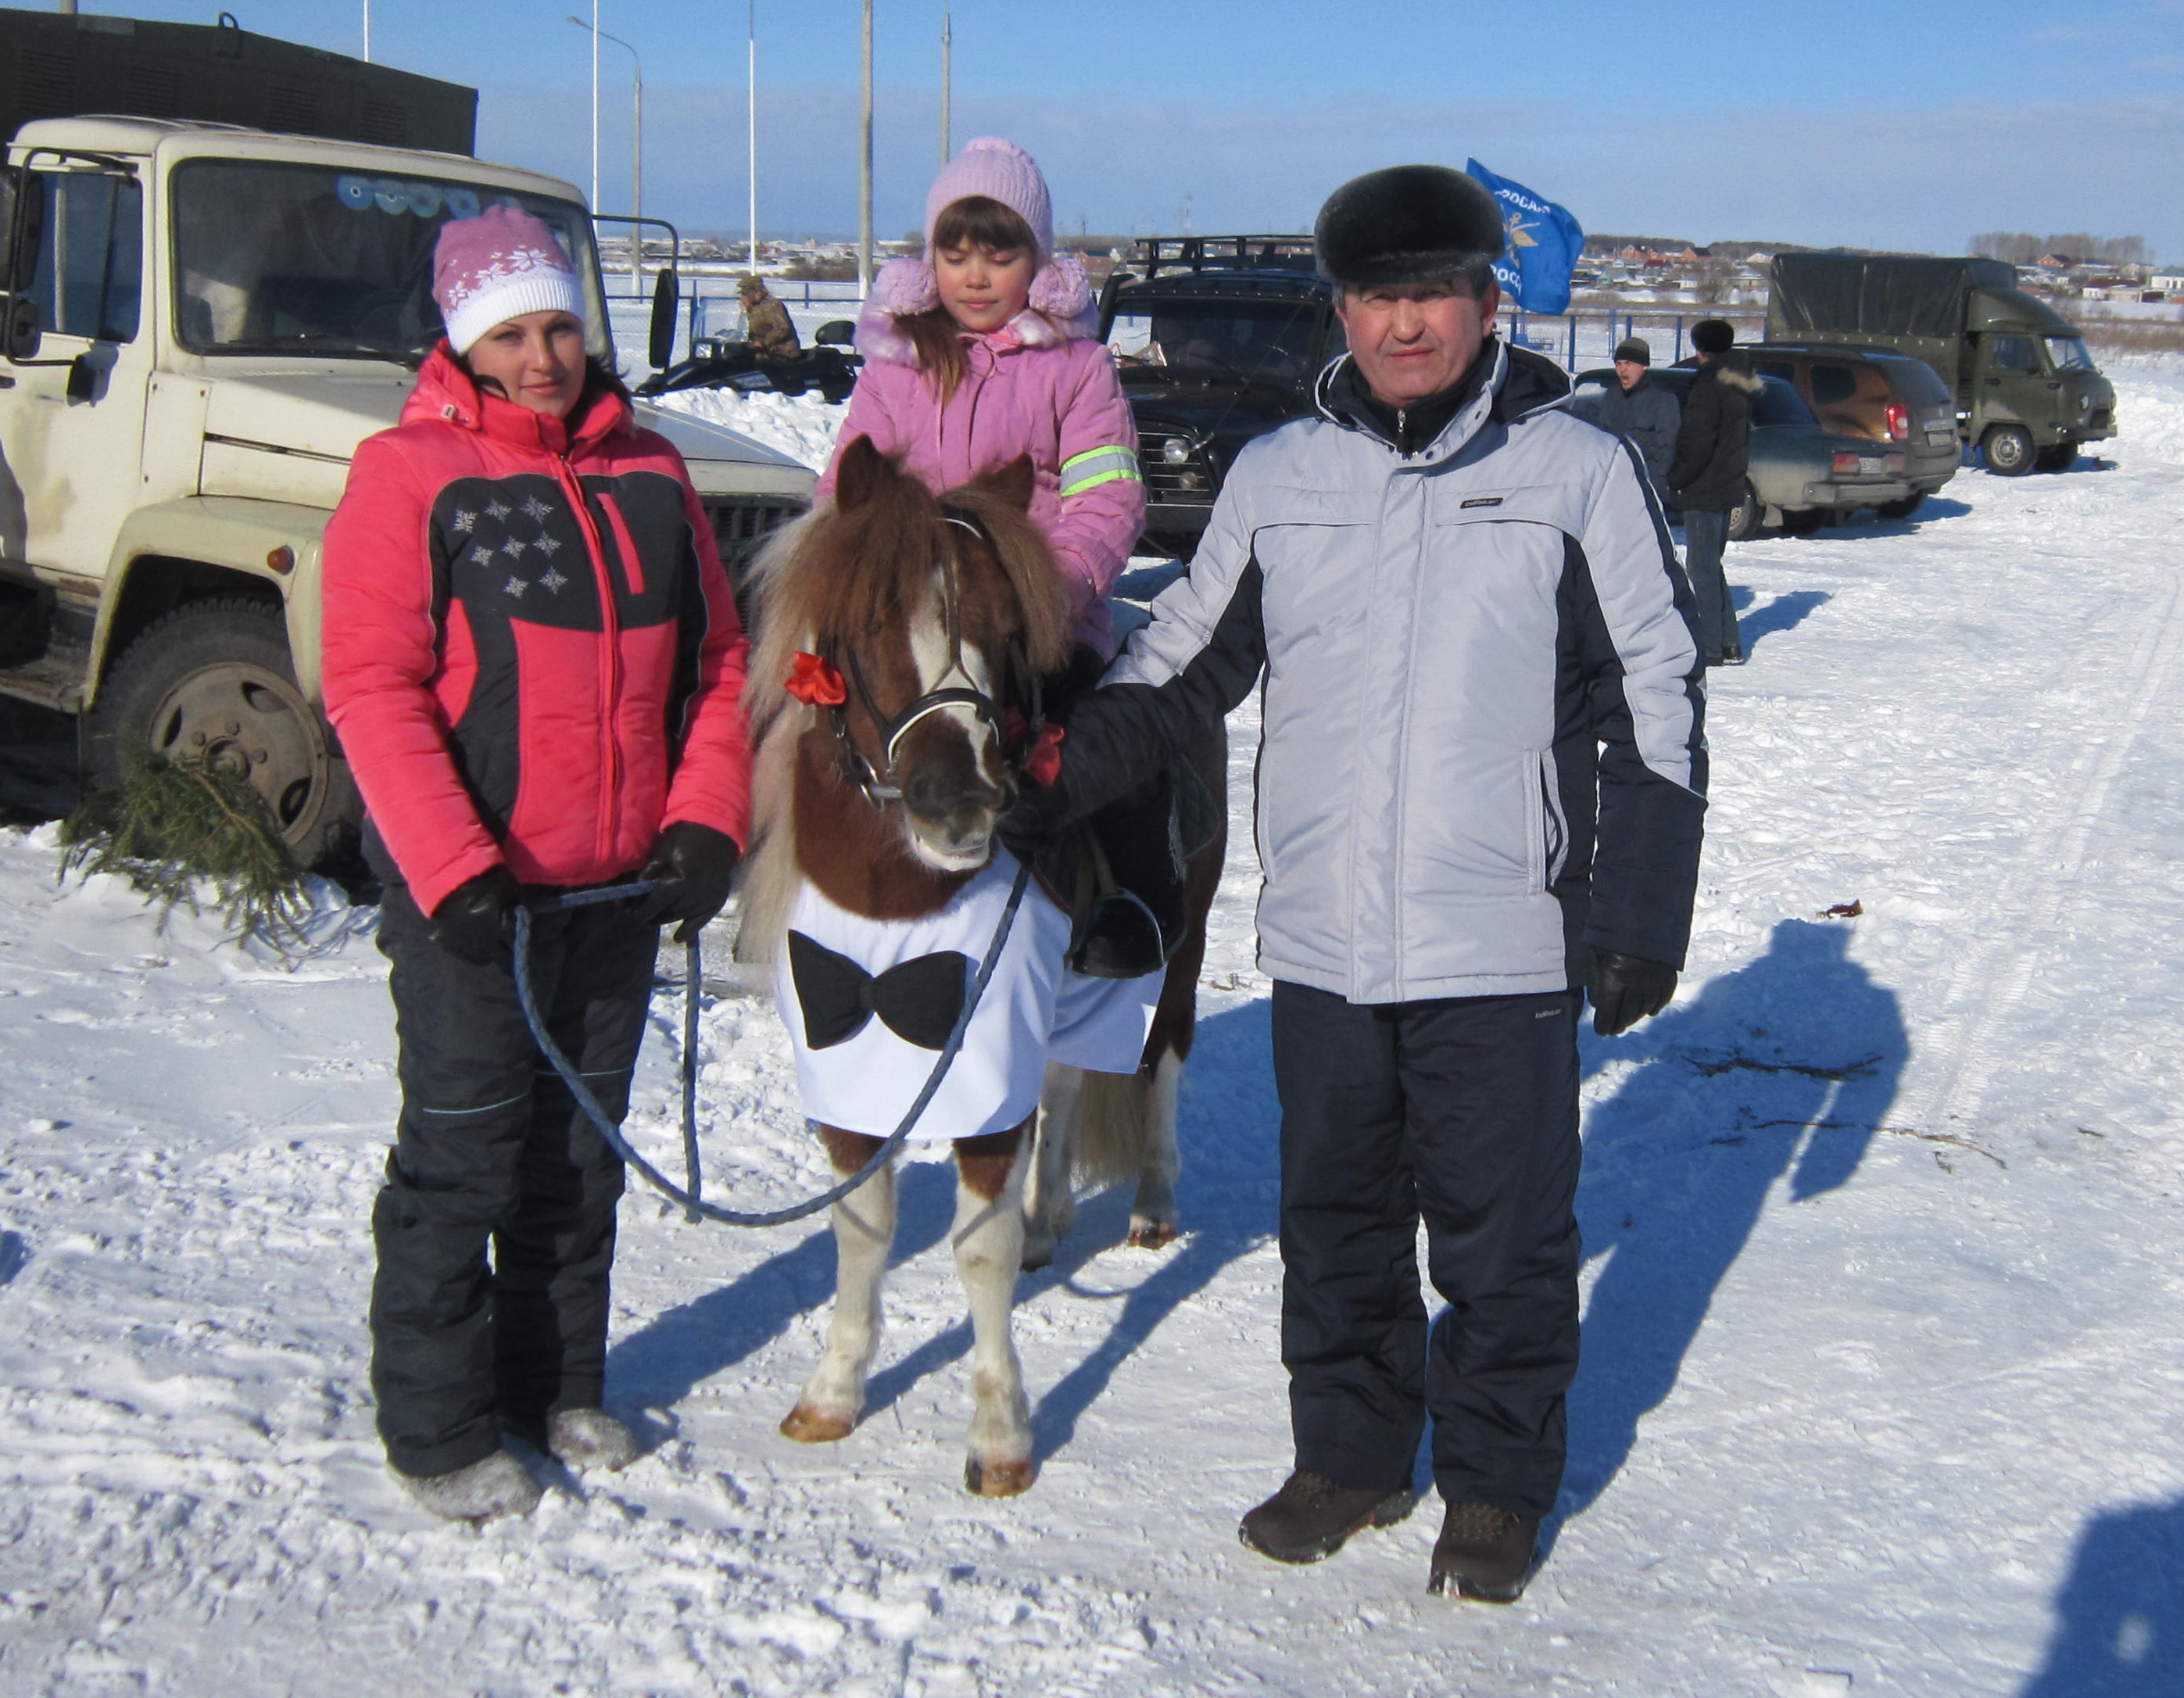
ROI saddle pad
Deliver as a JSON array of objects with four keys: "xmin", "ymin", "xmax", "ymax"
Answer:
[{"xmin": 777, "ymin": 848, "xmax": 1165, "ymax": 1144}]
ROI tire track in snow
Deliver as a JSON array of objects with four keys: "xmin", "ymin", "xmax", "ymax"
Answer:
[{"xmin": 1903, "ymin": 480, "xmax": 2184, "ymax": 1141}]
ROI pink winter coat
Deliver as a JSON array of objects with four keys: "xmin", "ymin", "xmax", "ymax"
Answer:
[{"xmin": 815, "ymin": 287, "xmax": 1146, "ymax": 657}]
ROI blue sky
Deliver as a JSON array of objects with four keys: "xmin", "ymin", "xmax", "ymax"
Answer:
[{"xmin": 109, "ymin": 0, "xmax": 2184, "ymax": 257}]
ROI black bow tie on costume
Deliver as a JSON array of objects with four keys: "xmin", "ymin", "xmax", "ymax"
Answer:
[{"xmin": 787, "ymin": 931, "xmax": 970, "ymax": 1051}]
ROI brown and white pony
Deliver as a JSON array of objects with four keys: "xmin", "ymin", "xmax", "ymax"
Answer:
[{"xmin": 738, "ymin": 437, "xmax": 1223, "ymax": 1495}]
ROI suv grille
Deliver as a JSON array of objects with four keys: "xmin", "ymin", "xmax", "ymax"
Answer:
[
  {"xmin": 1139, "ymin": 432, "xmax": 1216, "ymax": 505},
  {"xmin": 704, "ymin": 495, "xmax": 809, "ymax": 631}
]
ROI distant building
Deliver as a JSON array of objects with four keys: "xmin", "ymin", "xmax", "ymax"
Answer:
[{"xmin": 2153, "ymin": 273, "xmax": 2184, "ymax": 292}]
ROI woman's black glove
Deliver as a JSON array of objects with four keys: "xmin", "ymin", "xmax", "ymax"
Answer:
[
  {"xmin": 636, "ymin": 822, "xmax": 742, "ymax": 943},
  {"xmin": 1586, "ymin": 948, "xmax": 1677, "ymax": 1037},
  {"xmin": 431, "ymin": 866, "xmax": 520, "ymax": 968}
]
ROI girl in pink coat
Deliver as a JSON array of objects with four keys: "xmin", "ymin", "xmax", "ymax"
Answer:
[{"xmin": 816, "ymin": 138, "xmax": 1179, "ymax": 976}]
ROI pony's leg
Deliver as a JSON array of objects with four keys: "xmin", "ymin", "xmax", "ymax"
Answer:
[
  {"xmin": 781, "ymin": 1127, "xmax": 895, "ymax": 1443},
  {"xmin": 1128, "ymin": 1045, "xmax": 1186, "ymax": 1250},
  {"xmin": 1019, "ymin": 1062, "xmax": 1083, "ymax": 1272},
  {"xmin": 952, "ymin": 1123, "xmax": 1034, "ymax": 1496}
]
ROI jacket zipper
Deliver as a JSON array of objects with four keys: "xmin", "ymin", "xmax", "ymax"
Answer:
[{"xmin": 557, "ymin": 456, "xmax": 622, "ymax": 866}]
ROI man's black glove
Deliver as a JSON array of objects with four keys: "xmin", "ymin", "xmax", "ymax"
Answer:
[
  {"xmin": 1586, "ymin": 948, "xmax": 1677, "ymax": 1037},
  {"xmin": 430, "ymin": 866, "xmax": 520, "ymax": 968},
  {"xmin": 636, "ymin": 822, "xmax": 742, "ymax": 943},
  {"xmin": 995, "ymin": 779, "xmax": 1073, "ymax": 861}
]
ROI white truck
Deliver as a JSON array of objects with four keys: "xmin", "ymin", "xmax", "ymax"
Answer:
[{"xmin": 0, "ymin": 114, "xmax": 813, "ymax": 864}]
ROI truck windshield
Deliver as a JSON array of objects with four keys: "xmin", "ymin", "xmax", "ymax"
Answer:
[
  {"xmin": 169, "ymin": 159, "xmax": 604, "ymax": 361},
  {"xmin": 1108, "ymin": 298, "xmax": 1326, "ymax": 385},
  {"xmin": 2044, "ymin": 336, "xmax": 2096, "ymax": 373}
]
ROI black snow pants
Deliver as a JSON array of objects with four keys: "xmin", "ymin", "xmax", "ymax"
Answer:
[
  {"xmin": 1272, "ymin": 980, "xmax": 1583, "ymax": 1521},
  {"xmin": 369, "ymin": 883, "xmax": 657, "ymax": 1479}
]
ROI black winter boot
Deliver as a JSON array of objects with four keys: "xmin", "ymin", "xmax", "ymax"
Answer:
[
  {"xmin": 1428, "ymin": 1500, "xmax": 1540, "ymax": 1602},
  {"xmin": 1238, "ymin": 1470, "xmax": 1419, "ymax": 1564}
]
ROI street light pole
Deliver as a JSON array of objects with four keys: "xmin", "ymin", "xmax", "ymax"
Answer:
[
  {"xmin": 569, "ymin": 16, "xmax": 643, "ymax": 288},
  {"xmin": 858, "ymin": 0, "xmax": 873, "ymax": 295},
  {"xmin": 362, "ymin": 0, "xmax": 371, "ymax": 60},
  {"xmin": 940, "ymin": 11, "xmax": 951, "ymax": 167},
  {"xmin": 589, "ymin": 0, "xmax": 600, "ymax": 218},
  {"xmin": 748, "ymin": 0, "xmax": 759, "ymax": 274}
]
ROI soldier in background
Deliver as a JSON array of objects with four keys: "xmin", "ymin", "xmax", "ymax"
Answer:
[{"xmin": 739, "ymin": 274, "xmax": 801, "ymax": 364}]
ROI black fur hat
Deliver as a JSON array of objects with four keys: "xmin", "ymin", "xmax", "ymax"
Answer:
[
  {"xmin": 1692, "ymin": 317, "xmax": 1735, "ymax": 355},
  {"xmin": 1314, "ymin": 164, "xmax": 1506, "ymax": 288}
]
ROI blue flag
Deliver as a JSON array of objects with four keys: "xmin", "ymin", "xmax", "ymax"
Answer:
[{"xmin": 1465, "ymin": 159, "xmax": 1585, "ymax": 317}]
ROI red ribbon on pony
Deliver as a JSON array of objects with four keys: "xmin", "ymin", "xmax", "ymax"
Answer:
[{"xmin": 786, "ymin": 651, "xmax": 848, "ymax": 708}]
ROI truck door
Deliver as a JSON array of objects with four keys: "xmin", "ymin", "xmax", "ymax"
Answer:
[
  {"xmin": 0, "ymin": 157, "xmax": 153, "ymax": 587},
  {"xmin": 1977, "ymin": 334, "xmax": 2053, "ymax": 438}
]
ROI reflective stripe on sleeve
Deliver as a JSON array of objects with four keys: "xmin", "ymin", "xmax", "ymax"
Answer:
[{"xmin": 1058, "ymin": 444, "xmax": 1143, "ymax": 498}]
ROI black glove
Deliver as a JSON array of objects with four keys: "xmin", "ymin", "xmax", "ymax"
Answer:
[
  {"xmin": 430, "ymin": 866, "xmax": 519, "ymax": 968},
  {"xmin": 996, "ymin": 779, "xmax": 1073, "ymax": 860},
  {"xmin": 1586, "ymin": 948, "xmax": 1677, "ymax": 1037},
  {"xmin": 636, "ymin": 822, "xmax": 742, "ymax": 943}
]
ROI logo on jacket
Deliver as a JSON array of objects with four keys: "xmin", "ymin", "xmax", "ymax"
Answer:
[{"xmin": 1461, "ymin": 496, "xmax": 1505, "ymax": 509}]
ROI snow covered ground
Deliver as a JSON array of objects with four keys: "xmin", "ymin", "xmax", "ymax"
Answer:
[{"xmin": 5, "ymin": 371, "xmax": 2184, "ymax": 1695}]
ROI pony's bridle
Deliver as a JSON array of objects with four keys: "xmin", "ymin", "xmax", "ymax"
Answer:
[{"xmin": 825, "ymin": 505, "xmax": 1043, "ymax": 809}]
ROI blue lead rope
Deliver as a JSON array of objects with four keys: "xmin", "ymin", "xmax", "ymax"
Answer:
[{"xmin": 511, "ymin": 858, "xmax": 1035, "ymax": 1228}]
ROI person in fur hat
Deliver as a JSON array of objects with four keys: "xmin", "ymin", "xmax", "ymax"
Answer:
[
  {"xmin": 1667, "ymin": 317, "xmax": 1760, "ymax": 664},
  {"xmin": 814, "ymin": 138, "xmax": 1183, "ymax": 978},
  {"xmin": 1001, "ymin": 163, "xmax": 1706, "ymax": 1602}
]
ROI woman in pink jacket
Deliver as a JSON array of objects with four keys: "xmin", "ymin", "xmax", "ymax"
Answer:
[{"xmin": 816, "ymin": 138, "xmax": 1173, "ymax": 974}]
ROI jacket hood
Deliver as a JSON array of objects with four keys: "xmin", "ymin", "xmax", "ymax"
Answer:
[
  {"xmin": 1692, "ymin": 351, "xmax": 1763, "ymax": 396},
  {"xmin": 854, "ymin": 252, "xmax": 1100, "ymax": 364},
  {"xmin": 403, "ymin": 342, "xmax": 634, "ymax": 457}
]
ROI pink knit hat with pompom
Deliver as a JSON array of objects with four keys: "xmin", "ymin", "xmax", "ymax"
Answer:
[
  {"xmin": 925, "ymin": 137, "xmax": 1053, "ymax": 256},
  {"xmin": 432, "ymin": 206, "xmax": 587, "ymax": 355}
]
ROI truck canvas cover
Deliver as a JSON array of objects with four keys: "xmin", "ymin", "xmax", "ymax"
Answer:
[
  {"xmin": 1, "ymin": 7, "xmax": 476, "ymax": 154},
  {"xmin": 1770, "ymin": 253, "xmax": 2020, "ymax": 339}
]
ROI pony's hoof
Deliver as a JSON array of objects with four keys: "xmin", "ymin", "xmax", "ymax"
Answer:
[
  {"xmin": 965, "ymin": 1454, "xmax": 1036, "ymax": 1497},
  {"xmin": 1127, "ymin": 1219, "xmax": 1179, "ymax": 1250},
  {"xmin": 780, "ymin": 1402, "xmax": 857, "ymax": 1444}
]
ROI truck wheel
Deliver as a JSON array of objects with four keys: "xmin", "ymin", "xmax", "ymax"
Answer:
[
  {"xmin": 1874, "ymin": 493, "xmax": 1925, "ymax": 521},
  {"xmin": 2035, "ymin": 443, "xmax": 2078, "ymax": 472},
  {"xmin": 1724, "ymin": 485, "xmax": 1763, "ymax": 541},
  {"xmin": 1983, "ymin": 424, "xmax": 2037, "ymax": 477},
  {"xmin": 85, "ymin": 597, "xmax": 361, "ymax": 870},
  {"xmin": 1780, "ymin": 507, "xmax": 1825, "ymax": 538}
]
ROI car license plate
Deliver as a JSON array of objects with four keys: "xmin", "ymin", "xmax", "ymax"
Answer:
[
  {"xmin": 1858, "ymin": 457, "xmax": 1885, "ymax": 475},
  {"xmin": 1925, "ymin": 428, "xmax": 1956, "ymax": 445}
]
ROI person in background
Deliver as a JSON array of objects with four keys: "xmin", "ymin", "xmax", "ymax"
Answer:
[
  {"xmin": 1002, "ymin": 164, "xmax": 1705, "ymax": 1603},
  {"xmin": 1667, "ymin": 317, "xmax": 1760, "ymax": 665},
  {"xmin": 739, "ymin": 274, "xmax": 801, "ymax": 364},
  {"xmin": 322, "ymin": 207, "xmax": 752, "ymax": 1523},
  {"xmin": 815, "ymin": 137, "xmax": 1176, "ymax": 978},
  {"xmin": 1572, "ymin": 335, "xmax": 1681, "ymax": 494}
]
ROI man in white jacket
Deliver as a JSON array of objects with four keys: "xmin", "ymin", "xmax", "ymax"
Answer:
[{"xmin": 1007, "ymin": 165, "xmax": 1706, "ymax": 1602}]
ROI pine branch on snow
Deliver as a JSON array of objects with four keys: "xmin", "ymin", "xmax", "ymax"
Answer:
[{"xmin": 59, "ymin": 749, "xmax": 313, "ymax": 948}]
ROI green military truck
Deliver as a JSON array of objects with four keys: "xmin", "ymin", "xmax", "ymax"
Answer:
[{"xmin": 1767, "ymin": 253, "xmax": 2116, "ymax": 476}]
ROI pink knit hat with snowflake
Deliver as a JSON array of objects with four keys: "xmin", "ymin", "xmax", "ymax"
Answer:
[
  {"xmin": 861, "ymin": 138, "xmax": 1094, "ymax": 353},
  {"xmin": 432, "ymin": 206, "xmax": 587, "ymax": 356}
]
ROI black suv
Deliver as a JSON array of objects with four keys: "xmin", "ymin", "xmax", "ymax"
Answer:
[{"xmin": 1098, "ymin": 236, "xmax": 1341, "ymax": 556}]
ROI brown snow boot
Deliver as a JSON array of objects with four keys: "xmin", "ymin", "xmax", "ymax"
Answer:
[
  {"xmin": 1428, "ymin": 1499, "xmax": 1540, "ymax": 1603},
  {"xmin": 1238, "ymin": 1470, "xmax": 1419, "ymax": 1564}
]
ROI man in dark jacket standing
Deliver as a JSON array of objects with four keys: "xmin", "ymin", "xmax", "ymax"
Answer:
[
  {"xmin": 1573, "ymin": 335, "xmax": 1681, "ymax": 492},
  {"xmin": 1666, "ymin": 317, "xmax": 1760, "ymax": 665},
  {"xmin": 1005, "ymin": 166, "xmax": 1705, "ymax": 1603}
]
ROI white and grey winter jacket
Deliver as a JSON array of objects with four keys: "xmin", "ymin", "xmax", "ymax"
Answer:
[{"xmin": 1054, "ymin": 339, "xmax": 1706, "ymax": 1004}]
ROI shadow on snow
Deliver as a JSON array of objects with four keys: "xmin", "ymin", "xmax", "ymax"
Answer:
[
  {"xmin": 1731, "ymin": 586, "xmax": 1832, "ymax": 651},
  {"xmin": 2021, "ymin": 1496, "xmax": 2184, "ymax": 1696},
  {"xmin": 604, "ymin": 999, "xmax": 1277, "ymax": 1463},
  {"xmin": 1552, "ymin": 918, "xmax": 1907, "ymax": 1524}
]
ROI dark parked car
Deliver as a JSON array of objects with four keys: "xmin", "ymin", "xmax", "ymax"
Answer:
[
  {"xmin": 1572, "ymin": 365, "xmax": 1917, "ymax": 539},
  {"xmin": 1747, "ymin": 344, "xmax": 1959, "ymax": 517},
  {"xmin": 1097, "ymin": 236, "xmax": 1339, "ymax": 556}
]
